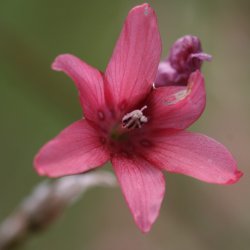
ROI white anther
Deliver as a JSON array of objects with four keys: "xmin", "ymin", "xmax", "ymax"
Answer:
[
  {"xmin": 140, "ymin": 116, "xmax": 148, "ymax": 123},
  {"xmin": 122, "ymin": 106, "xmax": 148, "ymax": 129}
]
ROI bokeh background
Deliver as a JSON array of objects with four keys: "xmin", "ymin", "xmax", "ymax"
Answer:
[{"xmin": 0, "ymin": 0, "xmax": 250, "ymax": 249}]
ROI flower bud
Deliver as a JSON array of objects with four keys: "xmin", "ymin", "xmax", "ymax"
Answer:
[{"xmin": 155, "ymin": 35, "xmax": 211, "ymax": 87}]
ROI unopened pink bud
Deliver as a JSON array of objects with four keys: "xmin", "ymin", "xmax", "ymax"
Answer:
[{"xmin": 155, "ymin": 35, "xmax": 211, "ymax": 87}]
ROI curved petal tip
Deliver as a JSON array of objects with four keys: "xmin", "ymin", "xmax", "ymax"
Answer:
[
  {"xmin": 34, "ymin": 158, "xmax": 47, "ymax": 176},
  {"xmin": 226, "ymin": 170, "xmax": 244, "ymax": 184},
  {"xmin": 51, "ymin": 54, "xmax": 72, "ymax": 72}
]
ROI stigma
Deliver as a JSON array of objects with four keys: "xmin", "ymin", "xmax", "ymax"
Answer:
[{"xmin": 122, "ymin": 106, "xmax": 148, "ymax": 129}]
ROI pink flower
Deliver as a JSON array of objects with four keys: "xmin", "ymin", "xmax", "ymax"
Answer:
[
  {"xmin": 156, "ymin": 35, "xmax": 212, "ymax": 87},
  {"xmin": 34, "ymin": 4, "xmax": 243, "ymax": 233}
]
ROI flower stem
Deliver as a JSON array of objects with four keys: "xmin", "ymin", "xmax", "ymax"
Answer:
[{"xmin": 0, "ymin": 171, "xmax": 117, "ymax": 250}]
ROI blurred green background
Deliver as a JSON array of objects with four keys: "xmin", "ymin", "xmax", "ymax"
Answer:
[{"xmin": 0, "ymin": 0, "xmax": 249, "ymax": 249}]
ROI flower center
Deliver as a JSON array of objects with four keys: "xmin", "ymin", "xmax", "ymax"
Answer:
[{"xmin": 122, "ymin": 106, "xmax": 148, "ymax": 129}]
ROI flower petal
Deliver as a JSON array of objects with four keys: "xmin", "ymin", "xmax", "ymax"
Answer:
[
  {"xmin": 142, "ymin": 130, "xmax": 243, "ymax": 184},
  {"xmin": 105, "ymin": 3, "xmax": 162, "ymax": 112},
  {"xmin": 112, "ymin": 155, "xmax": 165, "ymax": 233},
  {"xmin": 34, "ymin": 120, "xmax": 110, "ymax": 177},
  {"xmin": 52, "ymin": 54, "xmax": 106, "ymax": 122},
  {"xmin": 148, "ymin": 70, "xmax": 206, "ymax": 129}
]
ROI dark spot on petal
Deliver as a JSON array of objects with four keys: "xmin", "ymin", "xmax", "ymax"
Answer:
[
  {"xmin": 121, "ymin": 151, "xmax": 129, "ymax": 158},
  {"xmin": 140, "ymin": 139, "xmax": 152, "ymax": 147},
  {"xmin": 99, "ymin": 137, "xmax": 106, "ymax": 144},
  {"xmin": 119, "ymin": 100, "xmax": 127, "ymax": 112},
  {"xmin": 97, "ymin": 110, "xmax": 105, "ymax": 121},
  {"xmin": 109, "ymin": 108, "xmax": 116, "ymax": 119}
]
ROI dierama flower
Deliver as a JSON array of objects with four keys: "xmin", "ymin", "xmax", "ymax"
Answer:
[
  {"xmin": 34, "ymin": 4, "xmax": 242, "ymax": 233},
  {"xmin": 156, "ymin": 35, "xmax": 212, "ymax": 87}
]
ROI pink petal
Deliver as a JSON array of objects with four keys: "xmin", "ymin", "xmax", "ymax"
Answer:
[
  {"xmin": 105, "ymin": 3, "xmax": 162, "ymax": 112},
  {"xmin": 52, "ymin": 54, "xmax": 106, "ymax": 123},
  {"xmin": 112, "ymin": 155, "xmax": 165, "ymax": 233},
  {"xmin": 142, "ymin": 130, "xmax": 243, "ymax": 184},
  {"xmin": 34, "ymin": 120, "xmax": 110, "ymax": 177},
  {"xmin": 148, "ymin": 70, "xmax": 206, "ymax": 130}
]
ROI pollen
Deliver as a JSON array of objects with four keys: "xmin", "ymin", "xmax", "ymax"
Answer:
[{"xmin": 122, "ymin": 106, "xmax": 148, "ymax": 129}]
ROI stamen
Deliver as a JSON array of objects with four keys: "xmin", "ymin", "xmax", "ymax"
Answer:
[{"xmin": 122, "ymin": 106, "xmax": 148, "ymax": 129}]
